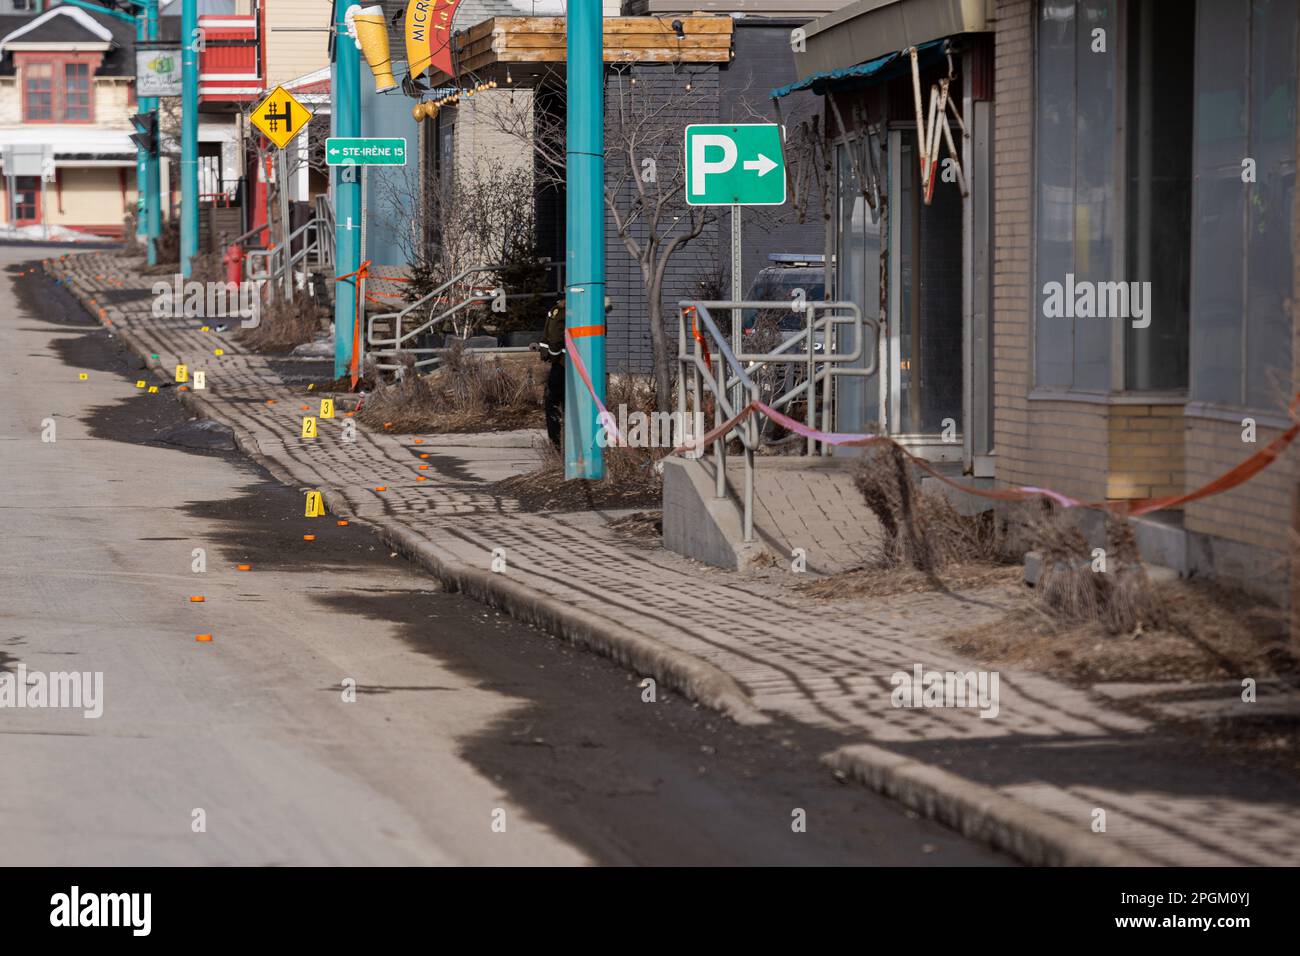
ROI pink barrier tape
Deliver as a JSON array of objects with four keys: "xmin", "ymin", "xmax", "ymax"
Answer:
[
  {"xmin": 564, "ymin": 337, "xmax": 1300, "ymax": 518},
  {"xmin": 564, "ymin": 329, "xmax": 624, "ymax": 446}
]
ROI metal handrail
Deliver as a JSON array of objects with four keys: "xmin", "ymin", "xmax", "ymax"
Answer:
[
  {"xmin": 677, "ymin": 299, "xmax": 879, "ymax": 542},
  {"xmin": 367, "ymin": 259, "xmax": 563, "ymax": 375},
  {"xmin": 246, "ymin": 216, "xmax": 326, "ymax": 301},
  {"xmin": 676, "ymin": 301, "xmax": 761, "ymax": 541}
]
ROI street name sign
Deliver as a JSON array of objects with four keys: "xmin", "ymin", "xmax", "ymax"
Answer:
[
  {"xmin": 684, "ymin": 123, "xmax": 786, "ymax": 206},
  {"xmin": 251, "ymin": 85, "xmax": 312, "ymax": 150},
  {"xmin": 325, "ymin": 138, "xmax": 408, "ymax": 166}
]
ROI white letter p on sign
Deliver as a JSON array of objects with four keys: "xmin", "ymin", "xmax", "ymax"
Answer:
[{"xmin": 691, "ymin": 134, "xmax": 737, "ymax": 196}]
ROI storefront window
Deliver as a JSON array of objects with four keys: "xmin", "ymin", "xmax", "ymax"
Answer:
[
  {"xmin": 1190, "ymin": 0, "xmax": 1296, "ymax": 410},
  {"xmin": 1034, "ymin": 0, "xmax": 1117, "ymax": 391}
]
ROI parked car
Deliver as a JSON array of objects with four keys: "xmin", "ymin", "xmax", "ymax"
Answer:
[{"xmin": 740, "ymin": 255, "xmax": 826, "ymax": 337}]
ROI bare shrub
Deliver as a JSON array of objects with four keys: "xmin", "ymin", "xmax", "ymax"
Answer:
[
  {"xmin": 1025, "ymin": 503, "xmax": 1166, "ymax": 634},
  {"xmin": 493, "ymin": 372, "xmax": 665, "ymax": 512},
  {"xmin": 853, "ymin": 444, "xmax": 1002, "ymax": 573},
  {"xmin": 356, "ymin": 342, "xmax": 542, "ymax": 434},
  {"xmin": 238, "ymin": 290, "xmax": 320, "ymax": 353}
]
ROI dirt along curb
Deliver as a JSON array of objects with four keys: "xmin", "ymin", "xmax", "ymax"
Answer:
[
  {"xmin": 48, "ymin": 261, "xmax": 769, "ymax": 730},
  {"xmin": 825, "ymin": 744, "xmax": 1158, "ymax": 866},
  {"xmin": 51, "ymin": 257, "xmax": 1159, "ymax": 867}
]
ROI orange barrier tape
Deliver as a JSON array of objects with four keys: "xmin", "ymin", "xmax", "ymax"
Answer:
[
  {"xmin": 569, "ymin": 324, "xmax": 606, "ymax": 338},
  {"xmin": 571, "ymin": 332, "xmax": 1300, "ymax": 519},
  {"xmin": 335, "ymin": 259, "xmax": 372, "ymax": 390}
]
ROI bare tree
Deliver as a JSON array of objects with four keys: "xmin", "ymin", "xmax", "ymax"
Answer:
[
  {"xmin": 370, "ymin": 159, "xmax": 540, "ymax": 337},
  {"xmin": 489, "ymin": 68, "xmax": 720, "ymax": 411}
]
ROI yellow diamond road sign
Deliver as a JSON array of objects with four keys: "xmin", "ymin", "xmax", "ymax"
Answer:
[{"xmin": 251, "ymin": 85, "xmax": 312, "ymax": 150}]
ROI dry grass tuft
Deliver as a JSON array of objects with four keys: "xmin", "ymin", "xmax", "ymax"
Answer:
[
  {"xmin": 357, "ymin": 342, "xmax": 543, "ymax": 434},
  {"xmin": 1024, "ymin": 503, "xmax": 1166, "ymax": 634},
  {"xmin": 948, "ymin": 576, "xmax": 1293, "ymax": 684},
  {"xmin": 853, "ymin": 444, "xmax": 1003, "ymax": 573},
  {"xmin": 238, "ymin": 291, "xmax": 321, "ymax": 353},
  {"xmin": 493, "ymin": 373, "xmax": 665, "ymax": 512}
]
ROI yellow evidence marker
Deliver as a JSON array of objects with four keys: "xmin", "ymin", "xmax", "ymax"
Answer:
[
  {"xmin": 193, "ymin": 370, "xmax": 206, "ymax": 390},
  {"xmin": 301, "ymin": 416, "xmax": 318, "ymax": 439},
  {"xmin": 319, "ymin": 398, "xmax": 334, "ymax": 419},
  {"xmin": 175, "ymin": 364, "xmax": 188, "ymax": 383},
  {"xmin": 135, "ymin": 380, "xmax": 146, "ymax": 389},
  {"xmin": 304, "ymin": 490, "xmax": 325, "ymax": 517},
  {"xmin": 78, "ymin": 373, "xmax": 88, "ymax": 380},
  {"xmin": 147, "ymin": 386, "xmax": 159, "ymax": 394},
  {"xmin": 214, "ymin": 348, "xmax": 224, "ymax": 356}
]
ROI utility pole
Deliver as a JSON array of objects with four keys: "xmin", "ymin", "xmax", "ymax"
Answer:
[
  {"xmin": 180, "ymin": 0, "xmax": 198, "ymax": 278},
  {"xmin": 564, "ymin": 0, "xmax": 605, "ymax": 480},
  {"xmin": 333, "ymin": 3, "xmax": 363, "ymax": 382},
  {"xmin": 143, "ymin": 0, "xmax": 160, "ymax": 266},
  {"xmin": 133, "ymin": 11, "xmax": 148, "ymax": 252}
]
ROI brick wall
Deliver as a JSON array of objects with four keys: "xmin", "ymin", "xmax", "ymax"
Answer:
[
  {"xmin": 991, "ymin": 0, "xmax": 1037, "ymax": 489},
  {"xmin": 1185, "ymin": 416, "xmax": 1293, "ymax": 554},
  {"xmin": 1107, "ymin": 404, "xmax": 1185, "ymax": 500},
  {"xmin": 603, "ymin": 23, "xmax": 824, "ymax": 374}
]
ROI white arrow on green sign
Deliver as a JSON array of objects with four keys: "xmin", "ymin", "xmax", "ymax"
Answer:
[
  {"xmin": 684, "ymin": 123, "xmax": 786, "ymax": 206},
  {"xmin": 325, "ymin": 137, "xmax": 407, "ymax": 166}
]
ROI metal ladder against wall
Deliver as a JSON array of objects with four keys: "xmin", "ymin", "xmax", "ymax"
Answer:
[
  {"xmin": 676, "ymin": 298, "xmax": 879, "ymax": 542},
  {"xmin": 367, "ymin": 259, "xmax": 564, "ymax": 377}
]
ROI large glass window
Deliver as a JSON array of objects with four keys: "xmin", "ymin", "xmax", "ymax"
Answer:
[
  {"xmin": 1189, "ymin": 0, "xmax": 1296, "ymax": 409},
  {"xmin": 1035, "ymin": 0, "xmax": 1118, "ymax": 391},
  {"xmin": 1124, "ymin": 0, "xmax": 1194, "ymax": 391}
]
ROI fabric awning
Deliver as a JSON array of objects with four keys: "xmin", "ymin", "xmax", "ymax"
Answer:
[{"xmin": 771, "ymin": 38, "xmax": 944, "ymax": 99}]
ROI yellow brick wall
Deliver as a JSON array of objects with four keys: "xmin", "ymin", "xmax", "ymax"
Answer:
[
  {"xmin": 1022, "ymin": 400, "xmax": 1111, "ymax": 501},
  {"xmin": 1185, "ymin": 416, "xmax": 1296, "ymax": 555},
  {"xmin": 992, "ymin": 0, "xmax": 1036, "ymax": 490},
  {"xmin": 1106, "ymin": 404, "xmax": 1185, "ymax": 500}
]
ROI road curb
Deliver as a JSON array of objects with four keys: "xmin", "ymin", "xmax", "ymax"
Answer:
[
  {"xmin": 47, "ymin": 260, "xmax": 769, "ymax": 729},
  {"xmin": 373, "ymin": 519, "xmax": 769, "ymax": 727},
  {"xmin": 824, "ymin": 743, "xmax": 1159, "ymax": 866},
  {"xmin": 50, "ymin": 256, "xmax": 1173, "ymax": 866}
]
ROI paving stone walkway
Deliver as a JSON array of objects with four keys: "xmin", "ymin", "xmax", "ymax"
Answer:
[{"xmin": 45, "ymin": 251, "xmax": 1300, "ymax": 866}]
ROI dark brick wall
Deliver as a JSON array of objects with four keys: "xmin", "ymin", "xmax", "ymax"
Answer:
[{"xmin": 603, "ymin": 21, "xmax": 824, "ymax": 373}]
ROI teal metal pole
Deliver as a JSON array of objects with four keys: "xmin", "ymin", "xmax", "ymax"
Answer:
[
  {"xmin": 333, "ymin": 3, "xmax": 362, "ymax": 380},
  {"xmin": 134, "ymin": 11, "xmax": 148, "ymax": 248},
  {"xmin": 143, "ymin": 0, "xmax": 160, "ymax": 266},
  {"xmin": 564, "ymin": 1, "xmax": 605, "ymax": 480},
  {"xmin": 180, "ymin": 0, "xmax": 198, "ymax": 277}
]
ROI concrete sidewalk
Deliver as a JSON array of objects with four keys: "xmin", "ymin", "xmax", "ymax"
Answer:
[{"xmin": 45, "ymin": 251, "xmax": 1300, "ymax": 866}]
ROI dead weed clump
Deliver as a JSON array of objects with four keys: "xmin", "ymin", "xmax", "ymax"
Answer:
[
  {"xmin": 238, "ymin": 291, "xmax": 321, "ymax": 353},
  {"xmin": 357, "ymin": 342, "xmax": 542, "ymax": 434},
  {"xmin": 853, "ymin": 444, "xmax": 1003, "ymax": 572},
  {"xmin": 1026, "ymin": 503, "xmax": 1166, "ymax": 635},
  {"xmin": 493, "ymin": 373, "xmax": 665, "ymax": 512},
  {"xmin": 947, "ymin": 577, "xmax": 1292, "ymax": 684}
]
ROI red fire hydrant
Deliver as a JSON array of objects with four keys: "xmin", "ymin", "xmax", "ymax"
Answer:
[{"xmin": 224, "ymin": 242, "xmax": 244, "ymax": 286}]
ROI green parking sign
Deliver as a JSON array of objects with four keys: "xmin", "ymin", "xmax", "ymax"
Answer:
[{"xmin": 684, "ymin": 124, "xmax": 786, "ymax": 206}]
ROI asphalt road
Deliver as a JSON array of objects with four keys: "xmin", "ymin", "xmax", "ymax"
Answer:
[{"xmin": 0, "ymin": 245, "xmax": 1007, "ymax": 865}]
